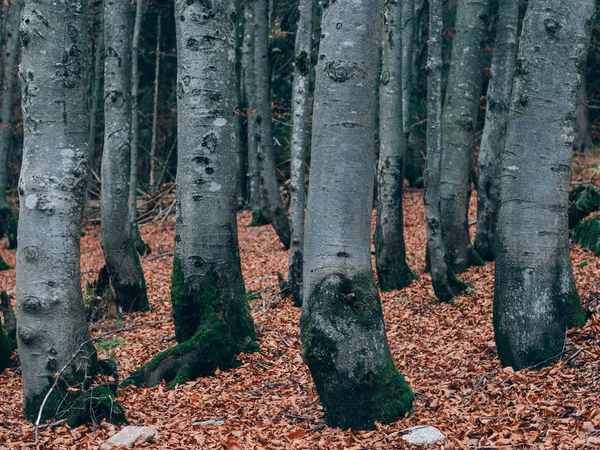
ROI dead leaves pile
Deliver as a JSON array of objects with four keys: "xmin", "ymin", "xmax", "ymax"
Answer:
[{"xmin": 1, "ymin": 190, "xmax": 600, "ymax": 449}]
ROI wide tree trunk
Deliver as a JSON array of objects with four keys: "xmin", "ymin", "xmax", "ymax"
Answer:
[
  {"xmin": 125, "ymin": 0, "xmax": 257, "ymax": 388},
  {"xmin": 494, "ymin": 0, "xmax": 593, "ymax": 371},
  {"xmin": 474, "ymin": 0, "xmax": 519, "ymax": 262},
  {"xmin": 439, "ymin": 0, "xmax": 489, "ymax": 273},
  {"xmin": 253, "ymin": 0, "xmax": 291, "ymax": 248},
  {"xmin": 374, "ymin": 0, "xmax": 416, "ymax": 292},
  {"xmin": 100, "ymin": 0, "xmax": 148, "ymax": 313},
  {"xmin": 288, "ymin": 0, "xmax": 313, "ymax": 306},
  {"xmin": 301, "ymin": 0, "xmax": 413, "ymax": 430},
  {"xmin": 0, "ymin": 0, "xmax": 21, "ymax": 242},
  {"xmin": 424, "ymin": 0, "xmax": 468, "ymax": 302}
]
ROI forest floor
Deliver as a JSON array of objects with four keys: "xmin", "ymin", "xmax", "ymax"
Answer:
[{"xmin": 1, "ymin": 189, "xmax": 600, "ymax": 449}]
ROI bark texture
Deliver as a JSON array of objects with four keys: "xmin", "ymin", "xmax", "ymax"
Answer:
[
  {"xmin": 87, "ymin": 22, "xmax": 103, "ymax": 199},
  {"xmin": 235, "ymin": 0, "xmax": 247, "ymax": 209},
  {"xmin": 474, "ymin": 0, "xmax": 519, "ymax": 262},
  {"xmin": 301, "ymin": 0, "xmax": 413, "ymax": 430},
  {"xmin": 424, "ymin": 0, "xmax": 468, "ymax": 302},
  {"xmin": 101, "ymin": 0, "xmax": 148, "ymax": 313},
  {"xmin": 149, "ymin": 12, "xmax": 162, "ymax": 192},
  {"xmin": 439, "ymin": 0, "xmax": 489, "ymax": 273},
  {"xmin": 254, "ymin": 0, "xmax": 291, "ymax": 248},
  {"xmin": 125, "ymin": 0, "xmax": 257, "ymax": 388},
  {"xmin": 375, "ymin": 0, "xmax": 416, "ymax": 292},
  {"xmin": 288, "ymin": 0, "xmax": 312, "ymax": 306},
  {"xmin": 494, "ymin": 0, "xmax": 593, "ymax": 370}
]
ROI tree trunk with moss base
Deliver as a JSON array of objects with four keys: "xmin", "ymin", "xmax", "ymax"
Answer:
[
  {"xmin": 124, "ymin": 0, "xmax": 258, "ymax": 388},
  {"xmin": 493, "ymin": 0, "xmax": 593, "ymax": 371},
  {"xmin": 301, "ymin": 0, "xmax": 413, "ymax": 430},
  {"xmin": 17, "ymin": 0, "xmax": 124, "ymax": 424},
  {"xmin": 424, "ymin": 0, "xmax": 468, "ymax": 302},
  {"xmin": 100, "ymin": 0, "xmax": 148, "ymax": 314},
  {"xmin": 474, "ymin": 0, "xmax": 518, "ymax": 262},
  {"xmin": 375, "ymin": 0, "xmax": 417, "ymax": 292},
  {"xmin": 0, "ymin": 0, "xmax": 21, "ymax": 242},
  {"xmin": 439, "ymin": 0, "xmax": 489, "ymax": 273}
]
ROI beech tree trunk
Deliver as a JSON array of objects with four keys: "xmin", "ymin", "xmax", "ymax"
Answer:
[
  {"xmin": 149, "ymin": 12, "xmax": 162, "ymax": 192},
  {"xmin": 494, "ymin": 0, "xmax": 593, "ymax": 370},
  {"xmin": 253, "ymin": 0, "xmax": 291, "ymax": 248},
  {"xmin": 125, "ymin": 0, "xmax": 257, "ymax": 388},
  {"xmin": 101, "ymin": 0, "xmax": 148, "ymax": 313},
  {"xmin": 235, "ymin": 0, "xmax": 247, "ymax": 209},
  {"xmin": 575, "ymin": 75, "xmax": 593, "ymax": 152},
  {"xmin": 474, "ymin": 0, "xmax": 519, "ymax": 262},
  {"xmin": 288, "ymin": 0, "xmax": 313, "ymax": 306},
  {"xmin": 0, "ymin": 0, "xmax": 21, "ymax": 242},
  {"xmin": 374, "ymin": 0, "xmax": 416, "ymax": 292},
  {"xmin": 424, "ymin": 0, "xmax": 468, "ymax": 302},
  {"xmin": 301, "ymin": 0, "xmax": 413, "ymax": 430},
  {"xmin": 439, "ymin": 0, "xmax": 489, "ymax": 273},
  {"xmin": 87, "ymin": 22, "xmax": 103, "ymax": 200}
]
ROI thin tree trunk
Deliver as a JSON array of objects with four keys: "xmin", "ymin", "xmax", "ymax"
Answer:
[
  {"xmin": 254, "ymin": 0, "xmax": 291, "ymax": 248},
  {"xmin": 424, "ymin": 0, "xmax": 468, "ymax": 302},
  {"xmin": 494, "ymin": 0, "xmax": 593, "ymax": 371},
  {"xmin": 149, "ymin": 12, "xmax": 162, "ymax": 192},
  {"xmin": 439, "ymin": 0, "xmax": 489, "ymax": 273},
  {"xmin": 301, "ymin": 0, "xmax": 413, "ymax": 430},
  {"xmin": 0, "ymin": 0, "xmax": 21, "ymax": 241},
  {"xmin": 474, "ymin": 0, "xmax": 519, "ymax": 262},
  {"xmin": 101, "ymin": 0, "xmax": 148, "ymax": 314},
  {"xmin": 288, "ymin": 0, "xmax": 312, "ymax": 306},
  {"xmin": 125, "ymin": 0, "xmax": 257, "ymax": 388},
  {"xmin": 375, "ymin": 0, "xmax": 417, "ymax": 292},
  {"xmin": 86, "ymin": 22, "xmax": 104, "ymax": 201},
  {"xmin": 575, "ymin": 75, "xmax": 593, "ymax": 152},
  {"xmin": 235, "ymin": 0, "xmax": 248, "ymax": 210}
]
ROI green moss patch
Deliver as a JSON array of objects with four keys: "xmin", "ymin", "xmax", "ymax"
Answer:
[
  {"xmin": 569, "ymin": 185, "xmax": 600, "ymax": 228},
  {"xmin": 572, "ymin": 215, "xmax": 600, "ymax": 255}
]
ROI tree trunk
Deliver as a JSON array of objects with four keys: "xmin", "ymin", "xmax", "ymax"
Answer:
[
  {"xmin": 374, "ymin": 0, "xmax": 417, "ymax": 292},
  {"xmin": 0, "ymin": 0, "xmax": 21, "ymax": 241},
  {"xmin": 439, "ymin": 0, "xmax": 489, "ymax": 273},
  {"xmin": 149, "ymin": 12, "xmax": 162, "ymax": 192},
  {"xmin": 129, "ymin": 0, "xmax": 149, "ymax": 255},
  {"xmin": 288, "ymin": 0, "xmax": 313, "ymax": 306},
  {"xmin": 494, "ymin": 0, "xmax": 593, "ymax": 371},
  {"xmin": 301, "ymin": 0, "xmax": 413, "ymax": 430},
  {"xmin": 575, "ymin": 75, "xmax": 593, "ymax": 152},
  {"xmin": 474, "ymin": 0, "xmax": 519, "ymax": 262},
  {"xmin": 86, "ymin": 22, "xmax": 103, "ymax": 201},
  {"xmin": 101, "ymin": 0, "xmax": 148, "ymax": 313},
  {"xmin": 253, "ymin": 0, "xmax": 291, "ymax": 248},
  {"xmin": 125, "ymin": 0, "xmax": 258, "ymax": 388},
  {"xmin": 424, "ymin": 0, "xmax": 469, "ymax": 302},
  {"xmin": 235, "ymin": 0, "xmax": 248, "ymax": 210}
]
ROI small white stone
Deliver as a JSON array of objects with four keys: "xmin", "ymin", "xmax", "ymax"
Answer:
[
  {"xmin": 100, "ymin": 426, "xmax": 157, "ymax": 449},
  {"xmin": 192, "ymin": 419, "xmax": 226, "ymax": 426},
  {"xmin": 400, "ymin": 426, "xmax": 445, "ymax": 447}
]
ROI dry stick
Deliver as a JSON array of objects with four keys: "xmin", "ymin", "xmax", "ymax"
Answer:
[
  {"xmin": 467, "ymin": 371, "xmax": 498, "ymax": 405},
  {"xmin": 144, "ymin": 252, "xmax": 173, "ymax": 262}
]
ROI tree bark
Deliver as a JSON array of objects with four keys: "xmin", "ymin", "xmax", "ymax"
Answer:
[
  {"xmin": 494, "ymin": 0, "xmax": 593, "ymax": 371},
  {"xmin": 86, "ymin": 21, "xmax": 103, "ymax": 201},
  {"xmin": 125, "ymin": 0, "xmax": 258, "ymax": 388},
  {"xmin": 439, "ymin": 0, "xmax": 489, "ymax": 273},
  {"xmin": 374, "ymin": 0, "xmax": 417, "ymax": 292},
  {"xmin": 288, "ymin": 0, "xmax": 313, "ymax": 306},
  {"xmin": 424, "ymin": 0, "xmax": 469, "ymax": 302},
  {"xmin": 235, "ymin": 0, "xmax": 248, "ymax": 210},
  {"xmin": 149, "ymin": 12, "xmax": 162, "ymax": 192},
  {"xmin": 101, "ymin": 0, "xmax": 148, "ymax": 313},
  {"xmin": 301, "ymin": 0, "xmax": 413, "ymax": 430},
  {"xmin": 474, "ymin": 0, "xmax": 519, "ymax": 262},
  {"xmin": 253, "ymin": 0, "xmax": 291, "ymax": 248},
  {"xmin": 575, "ymin": 75, "xmax": 593, "ymax": 152},
  {"xmin": 0, "ymin": 0, "xmax": 21, "ymax": 242}
]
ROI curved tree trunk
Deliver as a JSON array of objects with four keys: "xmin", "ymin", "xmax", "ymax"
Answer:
[
  {"xmin": 424, "ymin": 0, "xmax": 468, "ymax": 302},
  {"xmin": 101, "ymin": 0, "xmax": 148, "ymax": 313},
  {"xmin": 301, "ymin": 0, "xmax": 413, "ymax": 430},
  {"xmin": 125, "ymin": 0, "xmax": 257, "ymax": 388},
  {"xmin": 375, "ymin": 0, "xmax": 416, "ymax": 292},
  {"xmin": 439, "ymin": 0, "xmax": 489, "ymax": 273},
  {"xmin": 0, "ymin": 0, "xmax": 21, "ymax": 242},
  {"xmin": 474, "ymin": 0, "xmax": 519, "ymax": 262},
  {"xmin": 253, "ymin": 0, "xmax": 290, "ymax": 248},
  {"xmin": 494, "ymin": 0, "xmax": 593, "ymax": 371},
  {"xmin": 288, "ymin": 0, "xmax": 313, "ymax": 306}
]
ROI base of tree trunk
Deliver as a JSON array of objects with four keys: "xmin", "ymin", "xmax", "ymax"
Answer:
[
  {"xmin": 301, "ymin": 273, "xmax": 414, "ymax": 430},
  {"xmin": 473, "ymin": 236, "xmax": 495, "ymax": 262},
  {"xmin": 0, "ymin": 206, "xmax": 17, "ymax": 248},
  {"xmin": 569, "ymin": 185, "xmax": 600, "ymax": 229},
  {"xmin": 0, "ymin": 322, "xmax": 16, "ymax": 372},
  {"xmin": 431, "ymin": 266, "xmax": 469, "ymax": 303},
  {"xmin": 131, "ymin": 224, "xmax": 151, "ymax": 256},
  {"xmin": 377, "ymin": 262, "xmax": 417, "ymax": 293},
  {"xmin": 249, "ymin": 209, "xmax": 271, "ymax": 227},
  {"xmin": 289, "ymin": 249, "xmax": 303, "ymax": 307},
  {"xmin": 405, "ymin": 146, "xmax": 423, "ymax": 188},
  {"xmin": 572, "ymin": 215, "xmax": 600, "ymax": 255}
]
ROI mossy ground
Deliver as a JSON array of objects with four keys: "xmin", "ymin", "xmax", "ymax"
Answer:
[
  {"xmin": 572, "ymin": 215, "xmax": 600, "ymax": 255},
  {"xmin": 0, "ymin": 255, "xmax": 11, "ymax": 271},
  {"xmin": 249, "ymin": 210, "xmax": 270, "ymax": 227},
  {"xmin": 569, "ymin": 185, "xmax": 600, "ymax": 228}
]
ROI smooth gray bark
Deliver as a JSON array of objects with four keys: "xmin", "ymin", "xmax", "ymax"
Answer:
[
  {"xmin": 439, "ymin": 0, "xmax": 489, "ymax": 273},
  {"xmin": 494, "ymin": 0, "xmax": 593, "ymax": 370},
  {"xmin": 301, "ymin": 0, "xmax": 413, "ymax": 430},
  {"xmin": 374, "ymin": 0, "xmax": 416, "ymax": 292},
  {"xmin": 288, "ymin": 0, "xmax": 313, "ymax": 306},
  {"xmin": 17, "ymin": 0, "xmax": 94, "ymax": 421},
  {"xmin": 149, "ymin": 12, "xmax": 162, "ymax": 192},
  {"xmin": 235, "ymin": 0, "xmax": 247, "ymax": 209},
  {"xmin": 87, "ymin": 22, "xmax": 103, "ymax": 200},
  {"xmin": 474, "ymin": 0, "xmax": 519, "ymax": 262},
  {"xmin": 101, "ymin": 0, "xmax": 148, "ymax": 313},
  {"xmin": 401, "ymin": 0, "xmax": 414, "ymax": 145},
  {"xmin": 254, "ymin": 0, "xmax": 290, "ymax": 248}
]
